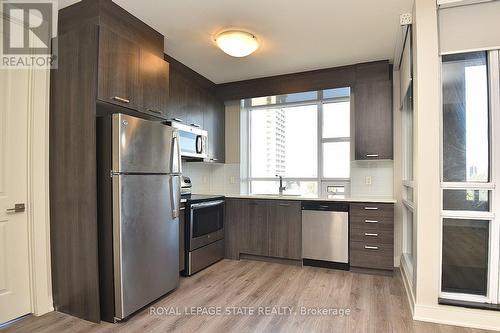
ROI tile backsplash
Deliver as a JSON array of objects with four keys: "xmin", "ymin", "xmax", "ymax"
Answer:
[
  {"xmin": 182, "ymin": 160, "xmax": 393, "ymax": 197},
  {"xmin": 181, "ymin": 162, "xmax": 240, "ymax": 195}
]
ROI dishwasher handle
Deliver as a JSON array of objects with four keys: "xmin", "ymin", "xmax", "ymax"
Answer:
[{"xmin": 301, "ymin": 202, "xmax": 349, "ymax": 212}]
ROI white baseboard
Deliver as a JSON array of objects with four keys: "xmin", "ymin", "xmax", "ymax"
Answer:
[
  {"xmin": 414, "ymin": 303, "xmax": 500, "ymax": 331},
  {"xmin": 399, "ymin": 256, "xmax": 415, "ymax": 314}
]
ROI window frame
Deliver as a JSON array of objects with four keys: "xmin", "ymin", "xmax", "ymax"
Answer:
[
  {"xmin": 244, "ymin": 89, "xmax": 351, "ymax": 195},
  {"xmin": 439, "ymin": 50, "xmax": 500, "ymax": 304}
]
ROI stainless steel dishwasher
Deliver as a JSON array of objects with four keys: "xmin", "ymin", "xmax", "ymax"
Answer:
[{"xmin": 302, "ymin": 202, "xmax": 349, "ymax": 270}]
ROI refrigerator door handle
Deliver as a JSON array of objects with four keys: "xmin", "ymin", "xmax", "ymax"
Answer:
[
  {"xmin": 171, "ymin": 134, "xmax": 182, "ymax": 174},
  {"xmin": 170, "ymin": 176, "xmax": 180, "ymax": 219}
]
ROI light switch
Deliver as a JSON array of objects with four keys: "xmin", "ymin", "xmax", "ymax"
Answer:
[{"xmin": 365, "ymin": 176, "xmax": 372, "ymax": 185}]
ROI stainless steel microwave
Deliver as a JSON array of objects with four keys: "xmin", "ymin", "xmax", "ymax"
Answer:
[{"xmin": 167, "ymin": 121, "xmax": 208, "ymax": 160}]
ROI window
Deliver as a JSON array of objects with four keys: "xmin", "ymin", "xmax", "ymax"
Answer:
[
  {"xmin": 402, "ymin": 81, "xmax": 415, "ymax": 281},
  {"xmin": 243, "ymin": 88, "xmax": 351, "ymax": 196},
  {"xmin": 440, "ymin": 51, "xmax": 500, "ymax": 304}
]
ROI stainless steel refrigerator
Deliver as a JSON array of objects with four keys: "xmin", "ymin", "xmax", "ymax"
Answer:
[{"xmin": 97, "ymin": 113, "xmax": 182, "ymax": 322}]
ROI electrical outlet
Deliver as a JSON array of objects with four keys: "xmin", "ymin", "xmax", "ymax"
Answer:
[
  {"xmin": 365, "ymin": 176, "xmax": 372, "ymax": 185},
  {"xmin": 230, "ymin": 176, "xmax": 236, "ymax": 184}
]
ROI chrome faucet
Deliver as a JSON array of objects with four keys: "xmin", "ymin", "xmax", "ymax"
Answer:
[{"xmin": 276, "ymin": 175, "xmax": 286, "ymax": 195}]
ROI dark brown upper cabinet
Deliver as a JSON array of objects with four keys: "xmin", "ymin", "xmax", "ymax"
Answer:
[
  {"xmin": 97, "ymin": 27, "xmax": 169, "ymax": 118},
  {"xmin": 354, "ymin": 79, "xmax": 393, "ymax": 160},
  {"xmin": 203, "ymin": 93, "xmax": 225, "ymax": 163},
  {"xmin": 139, "ymin": 49, "xmax": 170, "ymax": 117},
  {"xmin": 98, "ymin": 27, "xmax": 140, "ymax": 110}
]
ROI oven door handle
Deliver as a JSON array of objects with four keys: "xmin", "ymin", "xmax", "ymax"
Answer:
[{"xmin": 190, "ymin": 200, "xmax": 224, "ymax": 209}]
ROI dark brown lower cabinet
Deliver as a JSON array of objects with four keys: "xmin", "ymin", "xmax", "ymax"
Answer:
[
  {"xmin": 268, "ymin": 201, "xmax": 301, "ymax": 260},
  {"xmin": 349, "ymin": 203, "xmax": 394, "ymax": 272},
  {"xmin": 241, "ymin": 200, "xmax": 269, "ymax": 256},
  {"xmin": 224, "ymin": 199, "xmax": 301, "ymax": 260}
]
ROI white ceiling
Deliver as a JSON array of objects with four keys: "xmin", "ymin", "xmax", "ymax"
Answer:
[{"xmin": 58, "ymin": 0, "xmax": 413, "ymax": 84}]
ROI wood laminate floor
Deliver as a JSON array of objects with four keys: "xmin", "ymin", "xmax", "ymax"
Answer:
[{"xmin": 3, "ymin": 259, "xmax": 494, "ymax": 333}]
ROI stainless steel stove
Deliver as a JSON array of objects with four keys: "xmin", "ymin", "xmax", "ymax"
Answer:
[{"xmin": 180, "ymin": 177, "xmax": 225, "ymax": 276}]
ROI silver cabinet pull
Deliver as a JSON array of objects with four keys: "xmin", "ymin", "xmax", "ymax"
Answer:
[
  {"xmin": 190, "ymin": 123, "xmax": 200, "ymax": 128},
  {"xmin": 364, "ymin": 245, "xmax": 379, "ymax": 250},
  {"xmin": 148, "ymin": 108, "xmax": 162, "ymax": 114},
  {"xmin": 112, "ymin": 96, "xmax": 130, "ymax": 103},
  {"xmin": 366, "ymin": 154, "xmax": 379, "ymax": 158},
  {"xmin": 364, "ymin": 207, "xmax": 378, "ymax": 210},
  {"xmin": 278, "ymin": 203, "xmax": 290, "ymax": 207},
  {"xmin": 365, "ymin": 219, "xmax": 379, "ymax": 223},
  {"xmin": 6, "ymin": 203, "xmax": 25, "ymax": 213},
  {"xmin": 170, "ymin": 118, "xmax": 183, "ymax": 123},
  {"xmin": 365, "ymin": 232, "xmax": 378, "ymax": 237}
]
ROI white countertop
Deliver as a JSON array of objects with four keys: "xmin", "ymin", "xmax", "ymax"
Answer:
[{"xmin": 196, "ymin": 193, "xmax": 396, "ymax": 204}]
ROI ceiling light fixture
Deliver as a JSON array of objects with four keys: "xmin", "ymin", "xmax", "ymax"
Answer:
[{"xmin": 214, "ymin": 30, "xmax": 259, "ymax": 57}]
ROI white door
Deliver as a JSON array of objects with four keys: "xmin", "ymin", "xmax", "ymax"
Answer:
[{"xmin": 0, "ymin": 67, "xmax": 32, "ymax": 324}]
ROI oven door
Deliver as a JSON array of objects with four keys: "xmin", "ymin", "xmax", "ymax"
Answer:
[{"xmin": 189, "ymin": 200, "xmax": 224, "ymax": 251}]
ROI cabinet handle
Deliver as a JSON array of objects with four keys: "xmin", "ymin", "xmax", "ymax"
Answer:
[
  {"xmin": 209, "ymin": 158, "xmax": 219, "ymax": 162},
  {"xmin": 364, "ymin": 207, "xmax": 378, "ymax": 210},
  {"xmin": 366, "ymin": 154, "xmax": 379, "ymax": 158},
  {"xmin": 170, "ymin": 118, "xmax": 183, "ymax": 123},
  {"xmin": 364, "ymin": 245, "xmax": 379, "ymax": 250},
  {"xmin": 190, "ymin": 123, "xmax": 200, "ymax": 128},
  {"xmin": 319, "ymin": 205, "xmax": 330, "ymax": 209},
  {"xmin": 364, "ymin": 232, "xmax": 378, "ymax": 237},
  {"xmin": 148, "ymin": 108, "xmax": 162, "ymax": 114},
  {"xmin": 364, "ymin": 219, "xmax": 379, "ymax": 223},
  {"xmin": 278, "ymin": 203, "xmax": 290, "ymax": 207},
  {"xmin": 112, "ymin": 96, "xmax": 130, "ymax": 103},
  {"xmin": 180, "ymin": 207, "xmax": 185, "ymax": 211}
]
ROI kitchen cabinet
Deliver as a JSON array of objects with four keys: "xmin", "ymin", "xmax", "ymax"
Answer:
[
  {"xmin": 350, "ymin": 203, "xmax": 394, "ymax": 272},
  {"xmin": 98, "ymin": 27, "xmax": 140, "ymax": 110},
  {"xmin": 268, "ymin": 201, "xmax": 301, "ymax": 260},
  {"xmin": 241, "ymin": 200, "xmax": 269, "ymax": 256},
  {"xmin": 139, "ymin": 49, "xmax": 170, "ymax": 117},
  {"xmin": 203, "ymin": 93, "xmax": 225, "ymax": 162},
  {"xmin": 354, "ymin": 79, "xmax": 393, "ymax": 160},
  {"xmin": 224, "ymin": 198, "xmax": 301, "ymax": 260},
  {"xmin": 97, "ymin": 27, "xmax": 170, "ymax": 117}
]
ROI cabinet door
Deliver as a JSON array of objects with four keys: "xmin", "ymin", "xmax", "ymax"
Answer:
[
  {"xmin": 184, "ymin": 86, "xmax": 204, "ymax": 128},
  {"xmin": 354, "ymin": 80, "xmax": 393, "ymax": 160},
  {"xmin": 167, "ymin": 67, "xmax": 188, "ymax": 122},
  {"xmin": 139, "ymin": 50, "xmax": 169, "ymax": 117},
  {"xmin": 203, "ymin": 94, "xmax": 225, "ymax": 163},
  {"xmin": 240, "ymin": 200, "xmax": 269, "ymax": 256},
  {"xmin": 224, "ymin": 199, "xmax": 243, "ymax": 259},
  {"xmin": 268, "ymin": 201, "xmax": 302, "ymax": 259},
  {"xmin": 98, "ymin": 27, "xmax": 140, "ymax": 109}
]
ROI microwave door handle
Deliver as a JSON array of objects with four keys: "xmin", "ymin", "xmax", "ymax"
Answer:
[{"xmin": 195, "ymin": 135, "xmax": 202, "ymax": 154}]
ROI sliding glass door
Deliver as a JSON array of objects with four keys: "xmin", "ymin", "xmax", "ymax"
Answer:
[{"xmin": 440, "ymin": 50, "xmax": 500, "ymax": 304}]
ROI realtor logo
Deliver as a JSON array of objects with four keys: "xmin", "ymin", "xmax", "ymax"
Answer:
[{"xmin": 1, "ymin": 0, "xmax": 57, "ymax": 68}]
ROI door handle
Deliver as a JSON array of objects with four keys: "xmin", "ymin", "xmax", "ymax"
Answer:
[{"xmin": 6, "ymin": 203, "xmax": 25, "ymax": 213}]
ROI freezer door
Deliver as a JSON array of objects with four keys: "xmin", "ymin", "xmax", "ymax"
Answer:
[
  {"xmin": 112, "ymin": 113, "xmax": 180, "ymax": 174},
  {"xmin": 113, "ymin": 174, "xmax": 179, "ymax": 319}
]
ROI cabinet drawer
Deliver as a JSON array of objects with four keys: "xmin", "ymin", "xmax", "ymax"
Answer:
[
  {"xmin": 350, "ymin": 203, "xmax": 394, "ymax": 218},
  {"xmin": 350, "ymin": 241, "xmax": 393, "ymax": 270},
  {"xmin": 350, "ymin": 215, "xmax": 393, "ymax": 230},
  {"xmin": 350, "ymin": 227, "xmax": 393, "ymax": 244}
]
